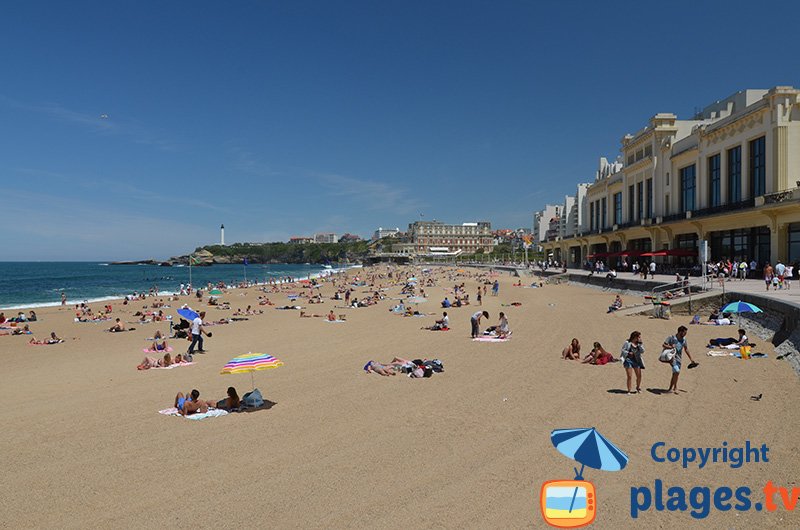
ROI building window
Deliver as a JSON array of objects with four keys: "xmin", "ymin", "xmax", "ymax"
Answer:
[
  {"xmin": 680, "ymin": 164, "xmax": 696, "ymax": 212},
  {"xmin": 637, "ymin": 182, "xmax": 643, "ymax": 221},
  {"xmin": 613, "ymin": 192, "xmax": 622, "ymax": 225},
  {"xmin": 627, "ymin": 154, "xmax": 634, "ymax": 166},
  {"xmin": 644, "ymin": 144, "xmax": 653, "ymax": 158},
  {"xmin": 708, "ymin": 154, "xmax": 721, "ymax": 207},
  {"xmin": 628, "ymin": 185, "xmax": 635, "ymax": 223},
  {"xmin": 710, "ymin": 227, "xmax": 770, "ymax": 265},
  {"xmin": 595, "ymin": 201, "xmax": 601, "ymax": 231},
  {"xmin": 601, "ymin": 198, "xmax": 607, "ymax": 229},
  {"xmin": 645, "ymin": 178, "xmax": 653, "ymax": 218},
  {"xmin": 666, "ymin": 172, "xmax": 670, "ymax": 186},
  {"xmin": 750, "ymin": 136, "xmax": 766, "ymax": 197},
  {"xmin": 589, "ymin": 203, "xmax": 594, "ymax": 231},
  {"xmin": 789, "ymin": 223, "xmax": 800, "ymax": 263},
  {"xmin": 727, "ymin": 146, "xmax": 741, "ymax": 203}
]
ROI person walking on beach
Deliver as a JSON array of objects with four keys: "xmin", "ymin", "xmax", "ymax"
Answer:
[
  {"xmin": 621, "ymin": 330, "xmax": 645, "ymax": 394},
  {"xmin": 61, "ymin": 292, "xmax": 67, "ymax": 306},
  {"xmin": 662, "ymin": 325, "xmax": 696, "ymax": 395},
  {"xmin": 188, "ymin": 311, "xmax": 209, "ymax": 354},
  {"xmin": 477, "ymin": 289, "xmax": 482, "ymax": 306},
  {"xmin": 764, "ymin": 263, "xmax": 774, "ymax": 291},
  {"xmin": 492, "ymin": 280, "xmax": 499, "ymax": 296},
  {"xmin": 471, "ymin": 310, "xmax": 489, "ymax": 338}
]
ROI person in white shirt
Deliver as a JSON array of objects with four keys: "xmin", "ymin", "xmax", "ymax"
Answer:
[
  {"xmin": 471, "ymin": 310, "xmax": 489, "ymax": 338},
  {"xmin": 188, "ymin": 311, "xmax": 209, "ymax": 354}
]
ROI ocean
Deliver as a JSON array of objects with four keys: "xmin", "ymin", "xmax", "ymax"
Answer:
[{"xmin": 0, "ymin": 262, "xmax": 354, "ymax": 310}]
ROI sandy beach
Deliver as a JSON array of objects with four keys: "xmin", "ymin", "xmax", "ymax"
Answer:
[{"xmin": 2, "ymin": 265, "xmax": 798, "ymax": 529}]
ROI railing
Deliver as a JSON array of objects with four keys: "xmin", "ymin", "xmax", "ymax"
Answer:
[
  {"xmin": 763, "ymin": 187, "xmax": 800, "ymax": 205},
  {"xmin": 690, "ymin": 199, "xmax": 756, "ymax": 218}
]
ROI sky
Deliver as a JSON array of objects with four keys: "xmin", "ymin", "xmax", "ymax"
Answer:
[{"xmin": 1, "ymin": 1, "xmax": 797, "ymax": 260}]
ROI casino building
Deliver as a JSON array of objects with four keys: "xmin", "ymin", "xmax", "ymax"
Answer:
[
  {"xmin": 539, "ymin": 86, "xmax": 800, "ymax": 269},
  {"xmin": 405, "ymin": 220, "xmax": 493, "ymax": 254}
]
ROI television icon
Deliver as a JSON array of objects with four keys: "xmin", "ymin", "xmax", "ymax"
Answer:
[{"xmin": 540, "ymin": 480, "xmax": 596, "ymax": 528}]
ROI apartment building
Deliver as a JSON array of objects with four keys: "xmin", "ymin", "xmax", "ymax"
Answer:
[
  {"xmin": 314, "ymin": 233, "xmax": 338, "ymax": 244},
  {"xmin": 541, "ymin": 87, "xmax": 800, "ymax": 268}
]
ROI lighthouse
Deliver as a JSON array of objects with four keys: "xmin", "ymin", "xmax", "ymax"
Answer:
[{"xmin": 220, "ymin": 224, "xmax": 225, "ymax": 246}]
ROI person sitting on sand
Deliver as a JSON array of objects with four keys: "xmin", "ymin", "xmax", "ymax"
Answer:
[
  {"xmin": 28, "ymin": 311, "xmax": 37, "ymax": 322},
  {"xmin": 497, "ymin": 312, "xmax": 510, "ymax": 338},
  {"xmin": 608, "ymin": 295, "xmax": 623, "ymax": 313},
  {"xmin": 150, "ymin": 339, "xmax": 169, "ymax": 352},
  {"xmin": 425, "ymin": 312, "xmax": 449, "ymax": 330},
  {"xmin": 562, "ymin": 338, "xmax": 581, "ymax": 360},
  {"xmin": 582, "ymin": 342, "xmax": 618, "ymax": 365},
  {"xmin": 327, "ymin": 310, "xmax": 337, "ymax": 322},
  {"xmin": 215, "ymin": 387, "xmax": 240, "ymax": 411},
  {"xmin": 441, "ymin": 297, "xmax": 451, "ymax": 308},
  {"xmin": 174, "ymin": 389, "xmax": 208, "ymax": 416},
  {"xmin": 109, "ymin": 318, "xmax": 126, "ymax": 332}
]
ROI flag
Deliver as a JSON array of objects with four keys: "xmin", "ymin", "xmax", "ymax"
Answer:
[
  {"xmin": 189, "ymin": 255, "xmax": 201, "ymax": 266},
  {"xmin": 243, "ymin": 257, "xmax": 249, "ymax": 266}
]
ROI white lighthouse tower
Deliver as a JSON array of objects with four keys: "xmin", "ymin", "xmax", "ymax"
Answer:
[{"xmin": 220, "ymin": 224, "xmax": 225, "ymax": 246}]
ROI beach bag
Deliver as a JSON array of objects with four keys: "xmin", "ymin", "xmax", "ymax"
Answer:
[
  {"xmin": 241, "ymin": 388, "xmax": 264, "ymax": 408},
  {"xmin": 739, "ymin": 345, "xmax": 752, "ymax": 360},
  {"xmin": 659, "ymin": 348, "xmax": 676, "ymax": 363}
]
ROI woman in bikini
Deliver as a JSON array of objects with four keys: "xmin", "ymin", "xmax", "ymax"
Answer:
[{"xmin": 562, "ymin": 338, "xmax": 581, "ymax": 360}]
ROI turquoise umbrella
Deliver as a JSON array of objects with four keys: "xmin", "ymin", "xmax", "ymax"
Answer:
[{"xmin": 721, "ymin": 301, "xmax": 762, "ymax": 314}]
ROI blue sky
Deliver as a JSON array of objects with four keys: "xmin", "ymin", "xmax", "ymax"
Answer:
[{"xmin": 1, "ymin": 1, "xmax": 797, "ymax": 260}]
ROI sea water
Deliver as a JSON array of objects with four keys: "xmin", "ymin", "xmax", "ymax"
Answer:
[{"xmin": 0, "ymin": 262, "xmax": 357, "ymax": 310}]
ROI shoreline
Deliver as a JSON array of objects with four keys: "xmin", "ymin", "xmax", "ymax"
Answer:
[{"xmin": 0, "ymin": 264, "xmax": 361, "ymax": 311}]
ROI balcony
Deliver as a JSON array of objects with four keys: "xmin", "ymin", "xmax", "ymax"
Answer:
[{"xmin": 761, "ymin": 187, "xmax": 800, "ymax": 205}]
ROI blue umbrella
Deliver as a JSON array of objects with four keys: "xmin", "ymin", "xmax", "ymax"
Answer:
[
  {"xmin": 177, "ymin": 308, "xmax": 199, "ymax": 321},
  {"xmin": 721, "ymin": 301, "xmax": 763, "ymax": 314},
  {"xmin": 551, "ymin": 428, "xmax": 629, "ymax": 513}
]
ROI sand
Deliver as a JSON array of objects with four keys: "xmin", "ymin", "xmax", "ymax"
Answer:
[{"xmin": 1, "ymin": 265, "xmax": 798, "ymax": 529}]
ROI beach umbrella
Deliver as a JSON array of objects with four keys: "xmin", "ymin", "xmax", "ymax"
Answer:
[
  {"xmin": 721, "ymin": 300, "xmax": 763, "ymax": 325},
  {"xmin": 721, "ymin": 300, "xmax": 763, "ymax": 315},
  {"xmin": 221, "ymin": 352, "xmax": 283, "ymax": 390},
  {"xmin": 550, "ymin": 427, "xmax": 629, "ymax": 513},
  {"xmin": 209, "ymin": 289, "xmax": 224, "ymax": 296},
  {"xmin": 177, "ymin": 308, "xmax": 199, "ymax": 321}
]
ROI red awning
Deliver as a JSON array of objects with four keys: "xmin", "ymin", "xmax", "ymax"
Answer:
[
  {"xmin": 587, "ymin": 252, "xmax": 609, "ymax": 259},
  {"xmin": 666, "ymin": 248, "xmax": 698, "ymax": 257},
  {"xmin": 641, "ymin": 249, "xmax": 697, "ymax": 257},
  {"xmin": 608, "ymin": 250, "xmax": 644, "ymax": 258}
]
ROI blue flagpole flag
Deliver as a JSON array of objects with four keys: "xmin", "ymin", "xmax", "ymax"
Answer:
[{"xmin": 243, "ymin": 257, "xmax": 249, "ymax": 266}]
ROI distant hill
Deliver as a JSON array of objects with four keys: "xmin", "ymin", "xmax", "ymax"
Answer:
[{"xmin": 168, "ymin": 240, "xmax": 373, "ymax": 265}]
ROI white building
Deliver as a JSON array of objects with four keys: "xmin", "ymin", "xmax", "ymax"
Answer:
[
  {"xmin": 314, "ymin": 233, "xmax": 338, "ymax": 244},
  {"xmin": 533, "ymin": 204, "xmax": 560, "ymax": 245},
  {"xmin": 372, "ymin": 227, "xmax": 400, "ymax": 240}
]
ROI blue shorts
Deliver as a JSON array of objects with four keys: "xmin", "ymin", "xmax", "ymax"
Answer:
[
  {"xmin": 177, "ymin": 397, "xmax": 186, "ymax": 409},
  {"xmin": 672, "ymin": 362, "xmax": 681, "ymax": 374},
  {"xmin": 623, "ymin": 357, "xmax": 643, "ymax": 369}
]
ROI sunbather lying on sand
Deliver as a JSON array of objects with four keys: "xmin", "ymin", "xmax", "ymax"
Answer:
[
  {"xmin": 363, "ymin": 357, "xmax": 413, "ymax": 376},
  {"xmin": 30, "ymin": 332, "xmax": 64, "ymax": 345},
  {"xmin": 138, "ymin": 353, "xmax": 184, "ymax": 370}
]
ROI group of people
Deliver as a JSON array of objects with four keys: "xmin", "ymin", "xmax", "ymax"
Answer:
[
  {"xmin": 173, "ymin": 387, "xmax": 240, "ymax": 415},
  {"xmin": 562, "ymin": 326, "xmax": 699, "ymax": 394}
]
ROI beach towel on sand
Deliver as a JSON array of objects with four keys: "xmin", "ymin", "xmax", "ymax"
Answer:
[
  {"xmin": 323, "ymin": 320, "xmax": 346, "ymax": 323},
  {"xmin": 706, "ymin": 351, "xmax": 734, "ymax": 357},
  {"xmin": 143, "ymin": 346, "xmax": 174, "ymax": 353},
  {"xmin": 158, "ymin": 407, "xmax": 228, "ymax": 420},
  {"xmin": 472, "ymin": 336, "xmax": 510, "ymax": 343}
]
